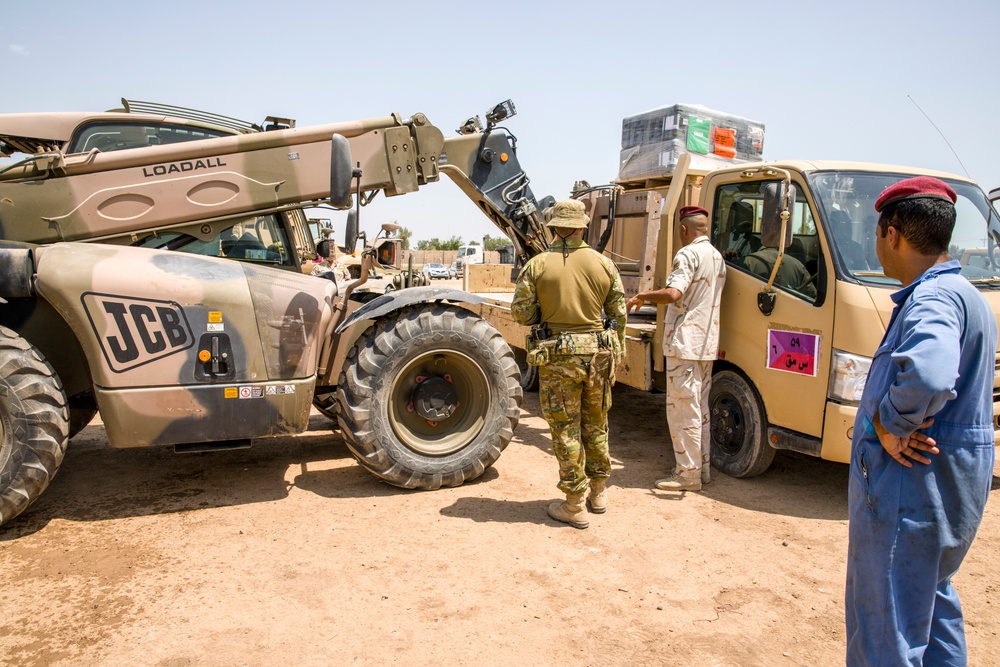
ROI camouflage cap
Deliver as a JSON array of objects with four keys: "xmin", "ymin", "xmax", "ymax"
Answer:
[{"xmin": 545, "ymin": 199, "xmax": 590, "ymax": 229}]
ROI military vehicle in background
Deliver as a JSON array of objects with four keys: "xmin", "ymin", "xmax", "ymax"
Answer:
[
  {"xmin": 0, "ymin": 98, "xmax": 553, "ymax": 525},
  {"xmin": 477, "ymin": 104, "xmax": 1000, "ymax": 479}
]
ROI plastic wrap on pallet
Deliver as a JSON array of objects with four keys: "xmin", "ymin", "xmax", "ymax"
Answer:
[{"xmin": 618, "ymin": 104, "xmax": 764, "ymax": 182}]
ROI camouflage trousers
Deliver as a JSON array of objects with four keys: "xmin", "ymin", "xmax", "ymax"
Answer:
[
  {"xmin": 539, "ymin": 352, "xmax": 613, "ymax": 495},
  {"xmin": 666, "ymin": 357, "xmax": 712, "ymax": 478}
]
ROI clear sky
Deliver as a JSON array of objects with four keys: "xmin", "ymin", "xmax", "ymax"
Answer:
[{"xmin": 2, "ymin": 0, "xmax": 998, "ymax": 245}]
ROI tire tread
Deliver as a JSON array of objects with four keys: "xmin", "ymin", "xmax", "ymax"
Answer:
[
  {"xmin": 0, "ymin": 325, "xmax": 69, "ymax": 526},
  {"xmin": 336, "ymin": 304, "xmax": 520, "ymax": 489}
]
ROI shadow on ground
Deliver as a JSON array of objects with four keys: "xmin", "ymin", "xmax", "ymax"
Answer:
[
  {"xmin": 520, "ymin": 383, "xmax": 852, "ymax": 522},
  {"xmin": 1, "ymin": 414, "xmax": 381, "ymax": 540}
]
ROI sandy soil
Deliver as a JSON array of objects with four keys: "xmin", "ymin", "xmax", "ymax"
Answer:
[{"xmin": 1, "ymin": 385, "xmax": 998, "ymax": 667}]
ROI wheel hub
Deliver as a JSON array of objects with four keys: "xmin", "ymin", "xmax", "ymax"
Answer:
[
  {"xmin": 712, "ymin": 396, "xmax": 745, "ymax": 455},
  {"xmin": 411, "ymin": 375, "xmax": 459, "ymax": 422}
]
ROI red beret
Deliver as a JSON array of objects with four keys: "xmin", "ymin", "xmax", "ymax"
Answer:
[
  {"xmin": 874, "ymin": 176, "xmax": 957, "ymax": 213},
  {"xmin": 679, "ymin": 205, "xmax": 709, "ymax": 219}
]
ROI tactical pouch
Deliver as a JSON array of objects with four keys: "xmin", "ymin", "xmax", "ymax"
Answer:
[
  {"xmin": 526, "ymin": 346, "xmax": 549, "ymax": 367},
  {"xmin": 598, "ymin": 329, "xmax": 624, "ymax": 368},
  {"xmin": 525, "ymin": 333, "xmax": 550, "ymax": 367}
]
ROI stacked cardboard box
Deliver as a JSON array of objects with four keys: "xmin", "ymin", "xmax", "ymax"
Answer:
[{"xmin": 618, "ymin": 103, "xmax": 765, "ymax": 182}]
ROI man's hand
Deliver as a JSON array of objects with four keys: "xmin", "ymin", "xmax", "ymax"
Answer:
[
  {"xmin": 626, "ymin": 296, "xmax": 645, "ymax": 314},
  {"xmin": 873, "ymin": 414, "xmax": 938, "ymax": 467}
]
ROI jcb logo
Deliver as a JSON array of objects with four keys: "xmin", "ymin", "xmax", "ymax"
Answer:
[{"xmin": 82, "ymin": 293, "xmax": 194, "ymax": 373}]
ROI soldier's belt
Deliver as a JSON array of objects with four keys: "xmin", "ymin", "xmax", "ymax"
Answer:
[
  {"xmin": 545, "ymin": 332, "xmax": 604, "ymax": 356},
  {"xmin": 526, "ymin": 330, "xmax": 617, "ymax": 366}
]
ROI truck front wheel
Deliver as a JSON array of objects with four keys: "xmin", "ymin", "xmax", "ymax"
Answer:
[
  {"xmin": 0, "ymin": 326, "xmax": 69, "ymax": 526},
  {"xmin": 337, "ymin": 304, "xmax": 521, "ymax": 489},
  {"xmin": 709, "ymin": 370, "xmax": 775, "ymax": 478}
]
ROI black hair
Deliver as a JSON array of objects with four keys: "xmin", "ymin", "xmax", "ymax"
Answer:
[{"xmin": 877, "ymin": 198, "xmax": 955, "ymax": 255}]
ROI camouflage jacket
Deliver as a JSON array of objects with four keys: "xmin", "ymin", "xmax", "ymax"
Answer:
[{"xmin": 511, "ymin": 239, "xmax": 626, "ymax": 353}]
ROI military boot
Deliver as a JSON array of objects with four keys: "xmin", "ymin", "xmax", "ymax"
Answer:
[
  {"xmin": 654, "ymin": 473, "xmax": 702, "ymax": 491},
  {"xmin": 547, "ymin": 493, "xmax": 589, "ymax": 529},
  {"xmin": 588, "ymin": 479, "xmax": 608, "ymax": 514}
]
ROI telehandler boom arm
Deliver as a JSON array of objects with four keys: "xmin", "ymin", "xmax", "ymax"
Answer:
[{"xmin": 0, "ymin": 101, "xmax": 552, "ymax": 263}]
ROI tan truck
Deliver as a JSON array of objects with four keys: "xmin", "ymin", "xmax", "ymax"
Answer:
[
  {"xmin": 479, "ymin": 135, "xmax": 1000, "ymax": 479},
  {"xmin": 0, "ymin": 98, "xmax": 554, "ymax": 525}
]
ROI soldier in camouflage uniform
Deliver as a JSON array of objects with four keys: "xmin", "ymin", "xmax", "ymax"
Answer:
[
  {"xmin": 512, "ymin": 199, "xmax": 626, "ymax": 529},
  {"xmin": 626, "ymin": 205, "xmax": 726, "ymax": 492}
]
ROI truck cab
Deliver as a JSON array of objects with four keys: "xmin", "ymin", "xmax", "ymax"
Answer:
[
  {"xmin": 585, "ymin": 160, "xmax": 1000, "ymax": 477},
  {"xmin": 454, "ymin": 244, "xmax": 485, "ymax": 277}
]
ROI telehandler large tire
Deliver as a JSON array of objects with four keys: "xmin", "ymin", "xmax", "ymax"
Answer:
[
  {"xmin": 337, "ymin": 304, "xmax": 521, "ymax": 489},
  {"xmin": 0, "ymin": 326, "xmax": 69, "ymax": 526},
  {"xmin": 709, "ymin": 369, "xmax": 775, "ymax": 478}
]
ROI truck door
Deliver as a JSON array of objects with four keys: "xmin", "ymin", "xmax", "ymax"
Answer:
[{"xmin": 707, "ymin": 176, "xmax": 834, "ymax": 452}]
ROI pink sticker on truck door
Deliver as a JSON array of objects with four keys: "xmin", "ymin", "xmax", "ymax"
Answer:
[{"xmin": 767, "ymin": 329, "xmax": 819, "ymax": 376}]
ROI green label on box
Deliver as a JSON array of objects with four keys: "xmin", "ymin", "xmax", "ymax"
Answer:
[{"xmin": 686, "ymin": 116, "xmax": 711, "ymax": 154}]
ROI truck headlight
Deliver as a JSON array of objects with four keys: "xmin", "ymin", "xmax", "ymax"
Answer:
[{"xmin": 828, "ymin": 350, "xmax": 872, "ymax": 404}]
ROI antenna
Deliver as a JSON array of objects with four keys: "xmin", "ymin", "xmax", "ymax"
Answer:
[{"xmin": 908, "ymin": 95, "xmax": 972, "ymax": 179}]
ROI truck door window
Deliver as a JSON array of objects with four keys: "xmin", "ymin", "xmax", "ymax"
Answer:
[
  {"xmin": 712, "ymin": 181, "xmax": 819, "ymax": 302},
  {"xmin": 132, "ymin": 214, "xmax": 294, "ymax": 267}
]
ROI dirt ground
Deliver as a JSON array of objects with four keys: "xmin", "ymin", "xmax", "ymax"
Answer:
[{"xmin": 2, "ymin": 384, "xmax": 998, "ymax": 667}]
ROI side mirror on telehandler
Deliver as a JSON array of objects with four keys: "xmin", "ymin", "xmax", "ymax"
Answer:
[
  {"xmin": 329, "ymin": 134, "xmax": 353, "ymax": 209},
  {"xmin": 344, "ymin": 209, "xmax": 359, "ymax": 255}
]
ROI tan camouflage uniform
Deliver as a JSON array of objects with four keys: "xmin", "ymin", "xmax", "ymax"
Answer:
[
  {"xmin": 663, "ymin": 236, "xmax": 726, "ymax": 481},
  {"xmin": 512, "ymin": 238, "xmax": 626, "ymax": 496},
  {"xmin": 742, "ymin": 246, "xmax": 816, "ymax": 299}
]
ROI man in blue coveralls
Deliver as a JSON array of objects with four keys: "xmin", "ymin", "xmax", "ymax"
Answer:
[{"xmin": 845, "ymin": 176, "xmax": 997, "ymax": 666}]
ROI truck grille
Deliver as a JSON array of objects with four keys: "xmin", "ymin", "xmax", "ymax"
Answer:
[
  {"xmin": 995, "ymin": 356, "xmax": 1000, "ymax": 431},
  {"xmin": 995, "ymin": 356, "xmax": 1000, "ymax": 402}
]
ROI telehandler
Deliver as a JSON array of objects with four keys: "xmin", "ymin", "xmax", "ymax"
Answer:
[{"xmin": 0, "ymin": 98, "xmax": 553, "ymax": 525}]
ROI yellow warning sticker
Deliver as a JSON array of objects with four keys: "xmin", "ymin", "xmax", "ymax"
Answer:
[
  {"xmin": 224, "ymin": 387, "xmax": 238, "ymax": 399},
  {"xmin": 208, "ymin": 311, "xmax": 223, "ymax": 323}
]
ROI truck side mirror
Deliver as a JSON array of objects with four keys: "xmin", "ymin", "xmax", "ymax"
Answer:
[
  {"xmin": 344, "ymin": 209, "xmax": 359, "ymax": 255},
  {"xmin": 761, "ymin": 182, "xmax": 796, "ymax": 249},
  {"xmin": 329, "ymin": 133, "xmax": 353, "ymax": 209}
]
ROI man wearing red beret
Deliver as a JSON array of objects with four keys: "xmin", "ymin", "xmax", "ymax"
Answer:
[
  {"xmin": 845, "ymin": 176, "xmax": 997, "ymax": 666},
  {"xmin": 626, "ymin": 205, "xmax": 726, "ymax": 491}
]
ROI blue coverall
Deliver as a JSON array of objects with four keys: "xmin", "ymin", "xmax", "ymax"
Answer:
[{"xmin": 846, "ymin": 261, "xmax": 997, "ymax": 666}]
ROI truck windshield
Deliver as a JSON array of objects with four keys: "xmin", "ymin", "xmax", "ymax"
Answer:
[{"xmin": 808, "ymin": 171, "xmax": 1000, "ymax": 286}]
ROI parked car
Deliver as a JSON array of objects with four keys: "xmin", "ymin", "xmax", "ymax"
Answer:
[
  {"xmin": 423, "ymin": 262, "xmax": 451, "ymax": 280},
  {"xmin": 449, "ymin": 261, "xmax": 459, "ymax": 278}
]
